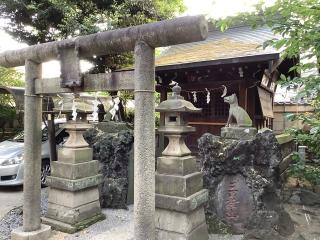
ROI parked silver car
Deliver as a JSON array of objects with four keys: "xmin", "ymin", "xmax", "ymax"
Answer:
[{"xmin": 0, "ymin": 119, "xmax": 68, "ymax": 186}]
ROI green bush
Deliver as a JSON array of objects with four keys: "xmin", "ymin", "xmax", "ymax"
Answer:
[
  {"xmin": 288, "ymin": 152, "xmax": 320, "ymax": 186},
  {"xmin": 0, "ymin": 104, "xmax": 16, "ymax": 131},
  {"xmin": 0, "ymin": 104, "xmax": 16, "ymax": 120}
]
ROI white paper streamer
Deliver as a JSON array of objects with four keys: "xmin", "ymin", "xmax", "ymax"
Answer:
[
  {"xmin": 206, "ymin": 88, "xmax": 210, "ymax": 104},
  {"xmin": 92, "ymin": 93, "xmax": 99, "ymax": 122},
  {"xmin": 192, "ymin": 91, "xmax": 197, "ymax": 103},
  {"xmin": 109, "ymin": 97, "xmax": 120, "ymax": 120},
  {"xmin": 72, "ymin": 97, "xmax": 77, "ymax": 121}
]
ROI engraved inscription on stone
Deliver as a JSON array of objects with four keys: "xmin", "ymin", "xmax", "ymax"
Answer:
[{"xmin": 214, "ymin": 174, "xmax": 253, "ymax": 233}]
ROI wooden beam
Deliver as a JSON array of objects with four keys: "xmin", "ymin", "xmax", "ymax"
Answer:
[
  {"xmin": 35, "ymin": 71, "xmax": 134, "ymax": 94},
  {"xmin": 238, "ymin": 80, "xmax": 247, "ymax": 110}
]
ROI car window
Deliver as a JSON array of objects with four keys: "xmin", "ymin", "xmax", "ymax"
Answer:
[
  {"xmin": 42, "ymin": 127, "xmax": 48, "ymax": 142},
  {"xmin": 56, "ymin": 130, "xmax": 69, "ymax": 145},
  {"xmin": 10, "ymin": 121, "xmax": 65, "ymax": 143},
  {"xmin": 11, "ymin": 131, "xmax": 24, "ymax": 142}
]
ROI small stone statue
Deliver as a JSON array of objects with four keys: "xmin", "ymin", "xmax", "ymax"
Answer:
[{"xmin": 224, "ymin": 94, "xmax": 252, "ymax": 127}]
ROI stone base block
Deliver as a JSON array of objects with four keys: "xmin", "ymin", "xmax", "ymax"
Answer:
[
  {"xmin": 156, "ymin": 207, "xmax": 206, "ymax": 234},
  {"xmin": 156, "ymin": 172, "xmax": 203, "ymax": 197},
  {"xmin": 157, "ymin": 155, "xmax": 197, "ymax": 176},
  {"xmin": 156, "ymin": 222, "xmax": 208, "ymax": 240},
  {"xmin": 46, "ymin": 174, "xmax": 102, "ymax": 191},
  {"xmin": 46, "ymin": 200, "xmax": 101, "ymax": 225},
  {"xmin": 58, "ymin": 147, "xmax": 93, "ymax": 164},
  {"xmin": 221, "ymin": 127, "xmax": 257, "ymax": 140},
  {"xmin": 156, "ymin": 189, "xmax": 208, "ymax": 213},
  {"xmin": 51, "ymin": 160, "xmax": 99, "ymax": 179},
  {"xmin": 48, "ymin": 187, "xmax": 99, "ymax": 208},
  {"xmin": 42, "ymin": 213, "xmax": 105, "ymax": 234},
  {"xmin": 11, "ymin": 224, "xmax": 51, "ymax": 240}
]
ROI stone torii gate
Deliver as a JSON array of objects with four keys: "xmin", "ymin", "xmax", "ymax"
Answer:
[{"xmin": 0, "ymin": 15, "xmax": 208, "ymax": 240}]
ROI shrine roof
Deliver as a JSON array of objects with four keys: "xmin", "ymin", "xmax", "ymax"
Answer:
[{"xmin": 155, "ymin": 26, "xmax": 280, "ymax": 71}]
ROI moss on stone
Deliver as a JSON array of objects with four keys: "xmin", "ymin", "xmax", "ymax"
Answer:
[
  {"xmin": 276, "ymin": 134, "xmax": 293, "ymax": 145},
  {"xmin": 206, "ymin": 215, "xmax": 233, "ymax": 234},
  {"xmin": 74, "ymin": 213, "xmax": 106, "ymax": 232}
]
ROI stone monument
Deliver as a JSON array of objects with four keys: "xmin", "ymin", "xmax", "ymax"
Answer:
[
  {"xmin": 198, "ymin": 95, "xmax": 294, "ymax": 239},
  {"xmin": 155, "ymin": 84, "xmax": 209, "ymax": 240},
  {"xmin": 42, "ymin": 112, "xmax": 105, "ymax": 233}
]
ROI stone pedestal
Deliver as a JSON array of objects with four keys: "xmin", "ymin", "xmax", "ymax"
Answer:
[
  {"xmin": 221, "ymin": 126, "xmax": 257, "ymax": 140},
  {"xmin": 42, "ymin": 122, "xmax": 104, "ymax": 233},
  {"xmin": 11, "ymin": 224, "xmax": 51, "ymax": 240},
  {"xmin": 155, "ymin": 153, "xmax": 209, "ymax": 240},
  {"xmin": 155, "ymin": 84, "xmax": 209, "ymax": 240}
]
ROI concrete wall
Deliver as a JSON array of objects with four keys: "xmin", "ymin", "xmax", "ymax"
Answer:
[{"xmin": 273, "ymin": 103, "xmax": 314, "ymax": 134}]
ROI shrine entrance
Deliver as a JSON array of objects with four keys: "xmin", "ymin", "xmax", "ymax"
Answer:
[{"xmin": 0, "ymin": 16, "xmax": 208, "ymax": 240}]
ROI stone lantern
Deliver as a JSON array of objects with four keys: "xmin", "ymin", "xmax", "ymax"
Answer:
[
  {"xmin": 42, "ymin": 110, "xmax": 104, "ymax": 233},
  {"xmin": 155, "ymin": 84, "xmax": 209, "ymax": 240}
]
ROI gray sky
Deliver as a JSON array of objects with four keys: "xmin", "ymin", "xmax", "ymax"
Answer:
[{"xmin": 0, "ymin": 0, "xmax": 275, "ymax": 78}]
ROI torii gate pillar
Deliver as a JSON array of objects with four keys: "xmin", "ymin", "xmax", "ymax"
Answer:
[
  {"xmin": 11, "ymin": 60, "xmax": 52, "ymax": 239},
  {"xmin": 134, "ymin": 41, "xmax": 156, "ymax": 239}
]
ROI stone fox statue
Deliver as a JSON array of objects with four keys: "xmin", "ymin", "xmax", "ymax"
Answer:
[{"xmin": 224, "ymin": 94, "xmax": 252, "ymax": 127}]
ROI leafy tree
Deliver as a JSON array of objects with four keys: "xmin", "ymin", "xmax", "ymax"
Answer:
[
  {"xmin": 214, "ymin": 0, "xmax": 320, "ymax": 95},
  {"xmin": 0, "ymin": 0, "xmax": 185, "ymax": 71},
  {"xmin": 0, "ymin": 67, "xmax": 23, "ymax": 106},
  {"xmin": 0, "ymin": 67, "xmax": 23, "ymax": 130},
  {"xmin": 0, "ymin": 67, "xmax": 23, "ymax": 87},
  {"xmin": 214, "ymin": 0, "xmax": 320, "ymax": 158}
]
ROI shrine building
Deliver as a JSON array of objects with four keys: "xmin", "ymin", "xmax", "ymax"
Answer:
[{"xmin": 153, "ymin": 25, "xmax": 295, "ymax": 151}]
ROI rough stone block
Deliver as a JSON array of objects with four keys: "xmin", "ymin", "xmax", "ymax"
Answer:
[
  {"xmin": 156, "ymin": 189, "xmax": 208, "ymax": 213},
  {"xmin": 46, "ymin": 200, "xmax": 102, "ymax": 225},
  {"xmin": 46, "ymin": 174, "xmax": 102, "ymax": 191},
  {"xmin": 11, "ymin": 224, "xmax": 51, "ymax": 240},
  {"xmin": 51, "ymin": 160, "xmax": 99, "ymax": 179},
  {"xmin": 155, "ymin": 207, "xmax": 206, "ymax": 234},
  {"xmin": 279, "ymin": 154, "xmax": 294, "ymax": 173},
  {"xmin": 48, "ymin": 187, "xmax": 99, "ymax": 208},
  {"xmin": 221, "ymin": 127, "xmax": 257, "ymax": 140},
  {"xmin": 156, "ymin": 222, "xmax": 209, "ymax": 240},
  {"xmin": 157, "ymin": 155, "xmax": 197, "ymax": 176},
  {"xmin": 58, "ymin": 147, "xmax": 93, "ymax": 164},
  {"xmin": 156, "ymin": 172, "xmax": 203, "ymax": 197}
]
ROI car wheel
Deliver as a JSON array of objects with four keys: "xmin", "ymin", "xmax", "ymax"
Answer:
[{"xmin": 41, "ymin": 159, "xmax": 51, "ymax": 186}]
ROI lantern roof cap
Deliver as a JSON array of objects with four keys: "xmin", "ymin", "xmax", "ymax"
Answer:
[{"xmin": 156, "ymin": 84, "xmax": 201, "ymax": 113}]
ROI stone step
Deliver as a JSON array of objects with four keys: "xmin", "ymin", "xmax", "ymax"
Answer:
[
  {"xmin": 156, "ymin": 172, "xmax": 203, "ymax": 198},
  {"xmin": 58, "ymin": 147, "xmax": 93, "ymax": 164},
  {"xmin": 157, "ymin": 155, "xmax": 197, "ymax": 176},
  {"xmin": 48, "ymin": 187, "xmax": 99, "ymax": 208},
  {"xmin": 46, "ymin": 200, "xmax": 102, "ymax": 226},
  {"xmin": 155, "ymin": 207, "xmax": 207, "ymax": 236},
  {"xmin": 51, "ymin": 160, "xmax": 99, "ymax": 180},
  {"xmin": 46, "ymin": 174, "xmax": 102, "ymax": 191},
  {"xmin": 156, "ymin": 189, "xmax": 208, "ymax": 213}
]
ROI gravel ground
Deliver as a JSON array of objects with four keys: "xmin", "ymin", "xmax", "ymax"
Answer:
[
  {"xmin": 0, "ymin": 188, "xmax": 318, "ymax": 240},
  {"xmin": 0, "ymin": 188, "xmax": 48, "ymax": 240}
]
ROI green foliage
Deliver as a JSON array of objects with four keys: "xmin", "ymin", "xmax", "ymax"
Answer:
[
  {"xmin": 0, "ymin": 104, "xmax": 16, "ymax": 130},
  {"xmin": 214, "ymin": 0, "xmax": 320, "ymax": 159},
  {"xmin": 288, "ymin": 152, "xmax": 320, "ymax": 186},
  {"xmin": 0, "ymin": 104, "xmax": 16, "ymax": 119},
  {"xmin": 0, "ymin": 67, "xmax": 23, "ymax": 87},
  {"xmin": 286, "ymin": 114, "xmax": 320, "ymax": 159},
  {"xmin": 214, "ymin": 0, "xmax": 320, "ymax": 94},
  {"xmin": 0, "ymin": 0, "xmax": 185, "ymax": 72},
  {"xmin": 0, "ymin": 66, "xmax": 23, "ymax": 106}
]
